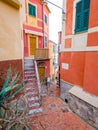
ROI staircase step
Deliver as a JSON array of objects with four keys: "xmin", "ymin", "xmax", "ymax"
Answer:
[
  {"xmin": 24, "ymin": 77, "xmax": 36, "ymax": 81},
  {"xmin": 24, "ymin": 63, "xmax": 34, "ymax": 66},
  {"xmin": 29, "ymin": 108, "xmax": 43, "ymax": 115},
  {"xmin": 24, "ymin": 75, "xmax": 35, "ymax": 78},
  {"xmin": 28, "ymin": 96, "xmax": 39, "ymax": 101},
  {"xmin": 29, "ymin": 102, "xmax": 40, "ymax": 108},
  {"xmin": 26, "ymin": 84, "xmax": 37, "ymax": 88},
  {"xmin": 24, "ymin": 73, "xmax": 35, "ymax": 76},
  {"xmin": 24, "ymin": 71, "xmax": 35, "ymax": 74},
  {"xmin": 24, "ymin": 59, "xmax": 33, "ymax": 62},
  {"xmin": 24, "ymin": 58, "xmax": 42, "ymax": 115},
  {"xmin": 24, "ymin": 68, "xmax": 34, "ymax": 71},
  {"xmin": 26, "ymin": 90, "xmax": 38, "ymax": 94},
  {"xmin": 26, "ymin": 87, "xmax": 38, "ymax": 91},
  {"xmin": 27, "ymin": 91, "xmax": 38, "ymax": 96}
]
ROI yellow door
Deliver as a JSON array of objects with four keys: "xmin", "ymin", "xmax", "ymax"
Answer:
[
  {"xmin": 38, "ymin": 67, "xmax": 45, "ymax": 83},
  {"xmin": 29, "ymin": 37, "xmax": 36, "ymax": 56}
]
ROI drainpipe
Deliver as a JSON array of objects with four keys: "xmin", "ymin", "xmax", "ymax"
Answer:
[{"xmin": 42, "ymin": 2, "xmax": 44, "ymax": 48}]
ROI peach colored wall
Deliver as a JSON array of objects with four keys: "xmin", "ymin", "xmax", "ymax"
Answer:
[
  {"xmin": 0, "ymin": 1, "xmax": 22, "ymax": 61},
  {"xmin": 49, "ymin": 41, "xmax": 55, "ymax": 79}
]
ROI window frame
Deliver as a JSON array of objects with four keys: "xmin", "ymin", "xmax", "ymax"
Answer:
[
  {"xmin": 44, "ymin": 36, "xmax": 48, "ymax": 48},
  {"xmin": 74, "ymin": 0, "xmax": 90, "ymax": 33},
  {"xmin": 44, "ymin": 14, "xmax": 48, "ymax": 24},
  {"xmin": 28, "ymin": 3, "xmax": 36, "ymax": 17}
]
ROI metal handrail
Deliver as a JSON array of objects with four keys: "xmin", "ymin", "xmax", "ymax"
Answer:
[{"xmin": 34, "ymin": 58, "xmax": 41, "ymax": 96}]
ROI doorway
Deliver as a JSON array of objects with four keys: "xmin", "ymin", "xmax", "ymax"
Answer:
[
  {"xmin": 29, "ymin": 36, "xmax": 36, "ymax": 56},
  {"xmin": 38, "ymin": 66, "xmax": 45, "ymax": 83}
]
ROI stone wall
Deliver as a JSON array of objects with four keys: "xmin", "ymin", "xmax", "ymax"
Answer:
[
  {"xmin": 60, "ymin": 80, "xmax": 73, "ymax": 101},
  {"xmin": 69, "ymin": 93, "xmax": 98, "ymax": 129}
]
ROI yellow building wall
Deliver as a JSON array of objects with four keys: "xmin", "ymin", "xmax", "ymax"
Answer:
[
  {"xmin": 0, "ymin": 1, "xmax": 22, "ymax": 61},
  {"xmin": 49, "ymin": 41, "xmax": 55, "ymax": 80}
]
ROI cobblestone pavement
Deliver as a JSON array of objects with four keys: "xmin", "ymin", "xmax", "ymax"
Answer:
[{"xmin": 31, "ymin": 83, "xmax": 94, "ymax": 130}]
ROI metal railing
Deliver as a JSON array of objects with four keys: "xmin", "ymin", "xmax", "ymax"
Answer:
[{"xmin": 34, "ymin": 58, "xmax": 41, "ymax": 96}]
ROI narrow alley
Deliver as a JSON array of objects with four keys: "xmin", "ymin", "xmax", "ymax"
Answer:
[{"xmin": 30, "ymin": 83, "xmax": 94, "ymax": 130}]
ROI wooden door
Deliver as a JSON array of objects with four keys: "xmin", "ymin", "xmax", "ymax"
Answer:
[
  {"xmin": 38, "ymin": 67, "xmax": 45, "ymax": 83},
  {"xmin": 29, "ymin": 37, "xmax": 36, "ymax": 56}
]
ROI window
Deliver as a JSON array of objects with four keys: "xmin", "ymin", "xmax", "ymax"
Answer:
[
  {"xmin": 28, "ymin": 4, "xmax": 36, "ymax": 17},
  {"xmin": 44, "ymin": 36, "xmax": 48, "ymax": 48},
  {"xmin": 44, "ymin": 15, "xmax": 48, "ymax": 24},
  {"xmin": 75, "ymin": 0, "xmax": 90, "ymax": 33}
]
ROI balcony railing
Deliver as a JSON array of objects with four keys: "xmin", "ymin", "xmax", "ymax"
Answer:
[{"xmin": 35, "ymin": 48, "xmax": 49, "ymax": 60}]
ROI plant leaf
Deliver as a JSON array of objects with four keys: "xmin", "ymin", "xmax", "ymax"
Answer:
[
  {"xmin": 2, "ymin": 66, "xmax": 12, "ymax": 90},
  {"xmin": 0, "ymin": 103, "xmax": 7, "ymax": 110},
  {"xmin": 0, "ymin": 84, "xmax": 19, "ymax": 96},
  {"xmin": 10, "ymin": 72, "xmax": 20, "ymax": 86},
  {"xmin": 0, "ymin": 109, "xmax": 5, "ymax": 118},
  {"xmin": 7, "ymin": 83, "xmax": 25, "ymax": 99}
]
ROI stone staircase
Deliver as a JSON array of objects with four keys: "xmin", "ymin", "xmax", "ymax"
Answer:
[{"xmin": 24, "ymin": 58, "xmax": 42, "ymax": 115}]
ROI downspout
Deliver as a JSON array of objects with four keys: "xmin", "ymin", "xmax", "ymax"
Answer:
[{"xmin": 42, "ymin": 2, "xmax": 44, "ymax": 48}]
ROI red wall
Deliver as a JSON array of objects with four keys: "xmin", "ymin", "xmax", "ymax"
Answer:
[
  {"xmin": 24, "ymin": 31, "xmax": 28, "ymax": 57},
  {"xmin": 45, "ymin": 60, "xmax": 50, "ymax": 77},
  {"xmin": 38, "ymin": 37, "xmax": 43, "ymax": 48}
]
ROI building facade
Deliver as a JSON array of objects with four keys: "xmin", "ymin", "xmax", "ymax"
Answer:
[
  {"xmin": 0, "ymin": 0, "xmax": 25, "ymax": 88},
  {"xmin": 49, "ymin": 40, "xmax": 58, "ymax": 81},
  {"xmin": 60, "ymin": 0, "xmax": 98, "ymax": 128},
  {"xmin": 23, "ymin": 0, "xmax": 50, "ymax": 83}
]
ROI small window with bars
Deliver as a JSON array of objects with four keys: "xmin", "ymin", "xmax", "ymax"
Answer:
[
  {"xmin": 75, "ymin": 0, "xmax": 90, "ymax": 33},
  {"xmin": 44, "ymin": 15, "xmax": 48, "ymax": 24},
  {"xmin": 28, "ymin": 4, "xmax": 36, "ymax": 17}
]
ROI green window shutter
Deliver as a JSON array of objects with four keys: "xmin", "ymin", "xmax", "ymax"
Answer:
[
  {"xmin": 28, "ymin": 4, "xmax": 32, "ymax": 15},
  {"xmin": 82, "ymin": 0, "xmax": 90, "ymax": 30},
  {"xmin": 28, "ymin": 4, "xmax": 36, "ymax": 17},
  {"xmin": 84, "ymin": 0, "xmax": 90, "ymax": 10},
  {"xmin": 75, "ymin": 0, "xmax": 90, "ymax": 33},
  {"xmin": 75, "ymin": 1, "xmax": 82, "ymax": 32}
]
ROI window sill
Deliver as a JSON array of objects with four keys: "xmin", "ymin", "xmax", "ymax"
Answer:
[
  {"xmin": 74, "ymin": 30, "xmax": 88, "ymax": 35},
  {"xmin": 29, "ymin": 14, "xmax": 36, "ymax": 18}
]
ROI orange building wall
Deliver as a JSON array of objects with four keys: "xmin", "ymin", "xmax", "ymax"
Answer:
[
  {"xmin": 65, "ymin": 38, "xmax": 72, "ymax": 48},
  {"xmin": 60, "ymin": 51, "xmax": 98, "ymax": 96},
  {"xmin": 83, "ymin": 52, "xmax": 98, "ymax": 96},
  {"xmin": 87, "ymin": 32, "xmax": 98, "ymax": 46},
  {"xmin": 65, "ymin": 0, "xmax": 74, "ymax": 35},
  {"xmin": 89, "ymin": 0, "xmax": 98, "ymax": 28},
  {"xmin": 60, "ymin": 52, "xmax": 85, "ymax": 87},
  {"xmin": 60, "ymin": 0, "xmax": 98, "ymax": 96}
]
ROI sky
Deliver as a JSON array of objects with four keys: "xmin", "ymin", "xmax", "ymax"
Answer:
[{"xmin": 47, "ymin": 0, "xmax": 63, "ymax": 43}]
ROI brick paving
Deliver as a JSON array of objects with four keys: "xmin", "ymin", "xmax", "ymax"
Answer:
[{"xmin": 30, "ymin": 83, "xmax": 94, "ymax": 130}]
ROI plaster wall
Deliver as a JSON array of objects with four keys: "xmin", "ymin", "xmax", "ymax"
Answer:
[{"xmin": 0, "ymin": 1, "xmax": 22, "ymax": 61}]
